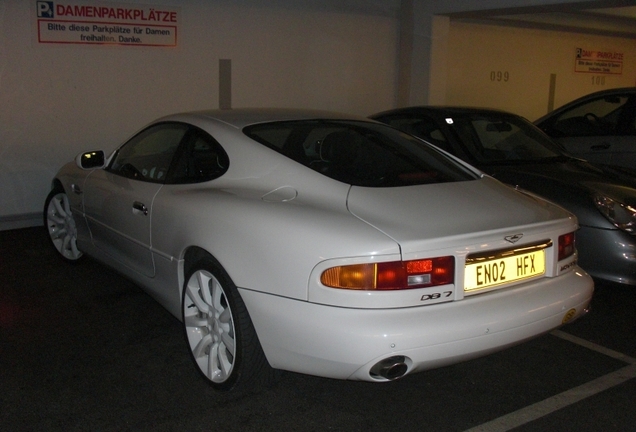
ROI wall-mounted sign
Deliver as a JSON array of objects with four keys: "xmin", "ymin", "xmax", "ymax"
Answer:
[
  {"xmin": 574, "ymin": 47, "xmax": 623, "ymax": 75},
  {"xmin": 35, "ymin": 1, "xmax": 179, "ymax": 47}
]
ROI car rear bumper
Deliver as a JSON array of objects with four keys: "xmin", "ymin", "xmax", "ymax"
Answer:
[
  {"xmin": 239, "ymin": 268, "xmax": 594, "ymax": 381},
  {"xmin": 577, "ymin": 226, "xmax": 636, "ymax": 285}
]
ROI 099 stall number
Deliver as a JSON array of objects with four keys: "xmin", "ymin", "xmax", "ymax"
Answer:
[{"xmin": 490, "ymin": 71, "xmax": 509, "ymax": 82}]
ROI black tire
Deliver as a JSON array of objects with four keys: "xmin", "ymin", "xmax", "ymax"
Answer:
[
  {"xmin": 181, "ymin": 257, "xmax": 275, "ymax": 392},
  {"xmin": 43, "ymin": 187, "xmax": 84, "ymax": 263}
]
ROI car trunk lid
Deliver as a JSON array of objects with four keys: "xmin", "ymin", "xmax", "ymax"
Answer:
[{"xmin": 347, "ymin": 176, "xmax": 574, "ymax": 256}]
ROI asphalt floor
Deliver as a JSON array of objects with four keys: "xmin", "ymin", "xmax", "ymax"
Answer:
[{"xmin": 1, "ymin": 227, "xmax": 635, "ymax": 431}]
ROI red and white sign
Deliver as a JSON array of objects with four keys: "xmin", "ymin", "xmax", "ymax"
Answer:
[
  {"xmin": 574, "ymin": 47, "xmax": 623, "ymax": 75},
  {"xmin": 36, "ymin": 1, "xmax": 179, "ymax": 47}
]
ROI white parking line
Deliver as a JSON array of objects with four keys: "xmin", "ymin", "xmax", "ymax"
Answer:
[
  {"xmin": 551, "ymin": 330, "xmax": 636, "ymax": 364},
  {"xmin": 463, "ymin": 331, "xmax": 636, "ymax": 432}
]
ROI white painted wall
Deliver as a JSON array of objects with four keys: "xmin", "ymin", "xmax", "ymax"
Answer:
[
  {"xmin": 2, "ymin": 0, "xmax": 635, "ymax": 230},
  {"xmin": 444, "ymin": 21, "xmax": 636, "ymax": 121},
  {"xmin": 0, "ymin": 0, "xmax": 399, "ymax": 227}
]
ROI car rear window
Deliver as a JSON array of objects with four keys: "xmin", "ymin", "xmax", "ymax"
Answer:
[{"xmin": 244, "ymin": 120, "xmax": 476, "ymax": 187}]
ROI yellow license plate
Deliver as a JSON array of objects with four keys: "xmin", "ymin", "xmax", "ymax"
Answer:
[{"xmin": 464, "ymin": 250, "xmax": 545, "ymax": 292}]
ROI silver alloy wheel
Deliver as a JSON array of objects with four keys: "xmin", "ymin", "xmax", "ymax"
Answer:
[
  {"xmin": 45, "ymin": 191, "xmax": 83, "ymax": 261},
  {"xmin": 183, "ymin": 269, "xmax": 236, "ymax": 383}
]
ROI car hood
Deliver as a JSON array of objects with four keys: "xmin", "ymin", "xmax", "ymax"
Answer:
[
  {"xmin": 588, "ymin": 164, "xmax": 636, "ymax": 205},
  {"xmin": 481, "ymin": 158, "xmax": 636, "ymax": 210},
  {"xmin": 347, "ymin": 176, "xmax": 573, "ymax": 255}
]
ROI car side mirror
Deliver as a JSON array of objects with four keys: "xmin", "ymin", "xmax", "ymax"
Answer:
[{"xmin": 75, "ymin": 151, "xmax": 105, "ymax": 169}]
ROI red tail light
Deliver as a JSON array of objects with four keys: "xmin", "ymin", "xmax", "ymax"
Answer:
[
  {"xmin": 321, "ymin": 256, "xmax": 454, "ymax": 290},
  {"xmin": 558, "ymin": 232, "xmax": 575, "ymax": 261}
]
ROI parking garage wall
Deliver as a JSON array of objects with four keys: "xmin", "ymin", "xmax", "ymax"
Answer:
[
  {"xmin": 444, "ymin": 21, "xmax": 636, "ymax": 121},
  {"xmin": 0, "ymin": 0, "xmax": 399, "ymax": 229}
]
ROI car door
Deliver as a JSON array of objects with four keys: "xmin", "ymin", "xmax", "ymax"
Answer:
[
  {"xmin": 148, "ymin": 127, "xmax": 230, "ymax": 262},
  {"xmin": 82, "ymin": 122, "xmax": 189, "ymax": 277},
  {"xmin": 541, "ymin": 93, "xmax": 636, "ymax": 167},
  {"xmin": 607, "ymin": 95, "xmax": 636, "ymax": 168}
]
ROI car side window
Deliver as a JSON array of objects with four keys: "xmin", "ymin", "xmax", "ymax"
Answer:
[
  {"xmin": 167, "ymin": 129, "xmax": 229, "ymax": 184},
  {"xmin": 549, "ymin": 95, "xmax": 629, "ymax": 137},
  {"xmin": 109, "ymin": 123, "xmax": 188, "ymax": 183}
]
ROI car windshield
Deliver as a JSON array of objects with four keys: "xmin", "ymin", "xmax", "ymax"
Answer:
[
  {"xmin": 244, "ymin": 120, "xmax": 477, "ymax": 187},
  {"xmin": 446, "ymin": 113, "xmax": 565, "ymax": 164}
]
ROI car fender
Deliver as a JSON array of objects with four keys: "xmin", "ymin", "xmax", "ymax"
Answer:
[{"xmin": 149, "ymin": 180, "xmax": 401, "ymax": 302}]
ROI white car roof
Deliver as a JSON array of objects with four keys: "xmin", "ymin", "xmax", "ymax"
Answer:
[{"xmin": 158, "ymin": 108, "xmax": 371, "ymax": 130}]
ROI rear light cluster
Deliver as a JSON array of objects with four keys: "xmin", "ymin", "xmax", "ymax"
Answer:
[
  {"xmin": 321, "ymin": 256, "xmax": 454, "ymax": 290},
  {"xmin": 558, "ymin": 232, "xmax": 575, "ymax": 261}
]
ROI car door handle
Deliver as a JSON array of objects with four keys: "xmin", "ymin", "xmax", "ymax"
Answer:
[
  {"xmin": 71, "ymin": 184, "xmax": 82, "ymax": 195},
  {"xmin": 591, "ymin": 144, "xmax": 611, "ymax": 151},
  {"xmin": 133, "ymin": 201, "xmax": 148, "ymax": 216}
]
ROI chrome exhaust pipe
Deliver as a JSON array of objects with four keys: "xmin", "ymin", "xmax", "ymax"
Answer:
[{"xmin": 370, "ymin": 356, "xmax": 408, "ymax": 380}]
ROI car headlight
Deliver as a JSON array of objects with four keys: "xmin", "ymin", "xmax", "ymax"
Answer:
[{"xmin": 594, "ymin": 195, "xmax": 636, "ymax": 234}]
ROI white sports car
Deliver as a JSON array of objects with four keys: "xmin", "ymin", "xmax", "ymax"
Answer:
[{"xmin": 44, "ymin": 109, "xmax": 594, "ymax": 392}]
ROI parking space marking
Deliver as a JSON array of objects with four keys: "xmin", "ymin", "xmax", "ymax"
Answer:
[
  {"xmin": 463, "ymin": 331, "xmax": 636, "ymax": 432},
  {"xmin": 551, "ymin": 330, "xmax": 636, "ymax": 364}
]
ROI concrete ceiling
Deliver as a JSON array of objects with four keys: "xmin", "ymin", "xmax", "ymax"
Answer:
[
  {"xmin": 296, "ymin": 1, "xmax": 636, "ymax": 39},
  {"xmin": 447, "ymin": 3, "xmax": 636, "ymax": 39}
]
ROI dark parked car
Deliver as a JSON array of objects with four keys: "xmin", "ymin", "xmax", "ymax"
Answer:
[
  {"xmin": 371, "ymin": 106, "xmax": 636, "ymax": 286},
  {"xmin": 535, "ymin": 87, "xmax": 636, "ymax": 169}
]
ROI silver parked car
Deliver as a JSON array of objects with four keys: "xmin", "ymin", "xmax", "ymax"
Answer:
[
  {"xmin": 535, "ymin": 87, "xmax": 636, "ymax": 169},
  {"xmin": 45, "ymin": 109, "xmax": 593, "ymax": 393},
  {"xmin": 372, "ymin": 106, "xmax": 636, "ymax": 286}
]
